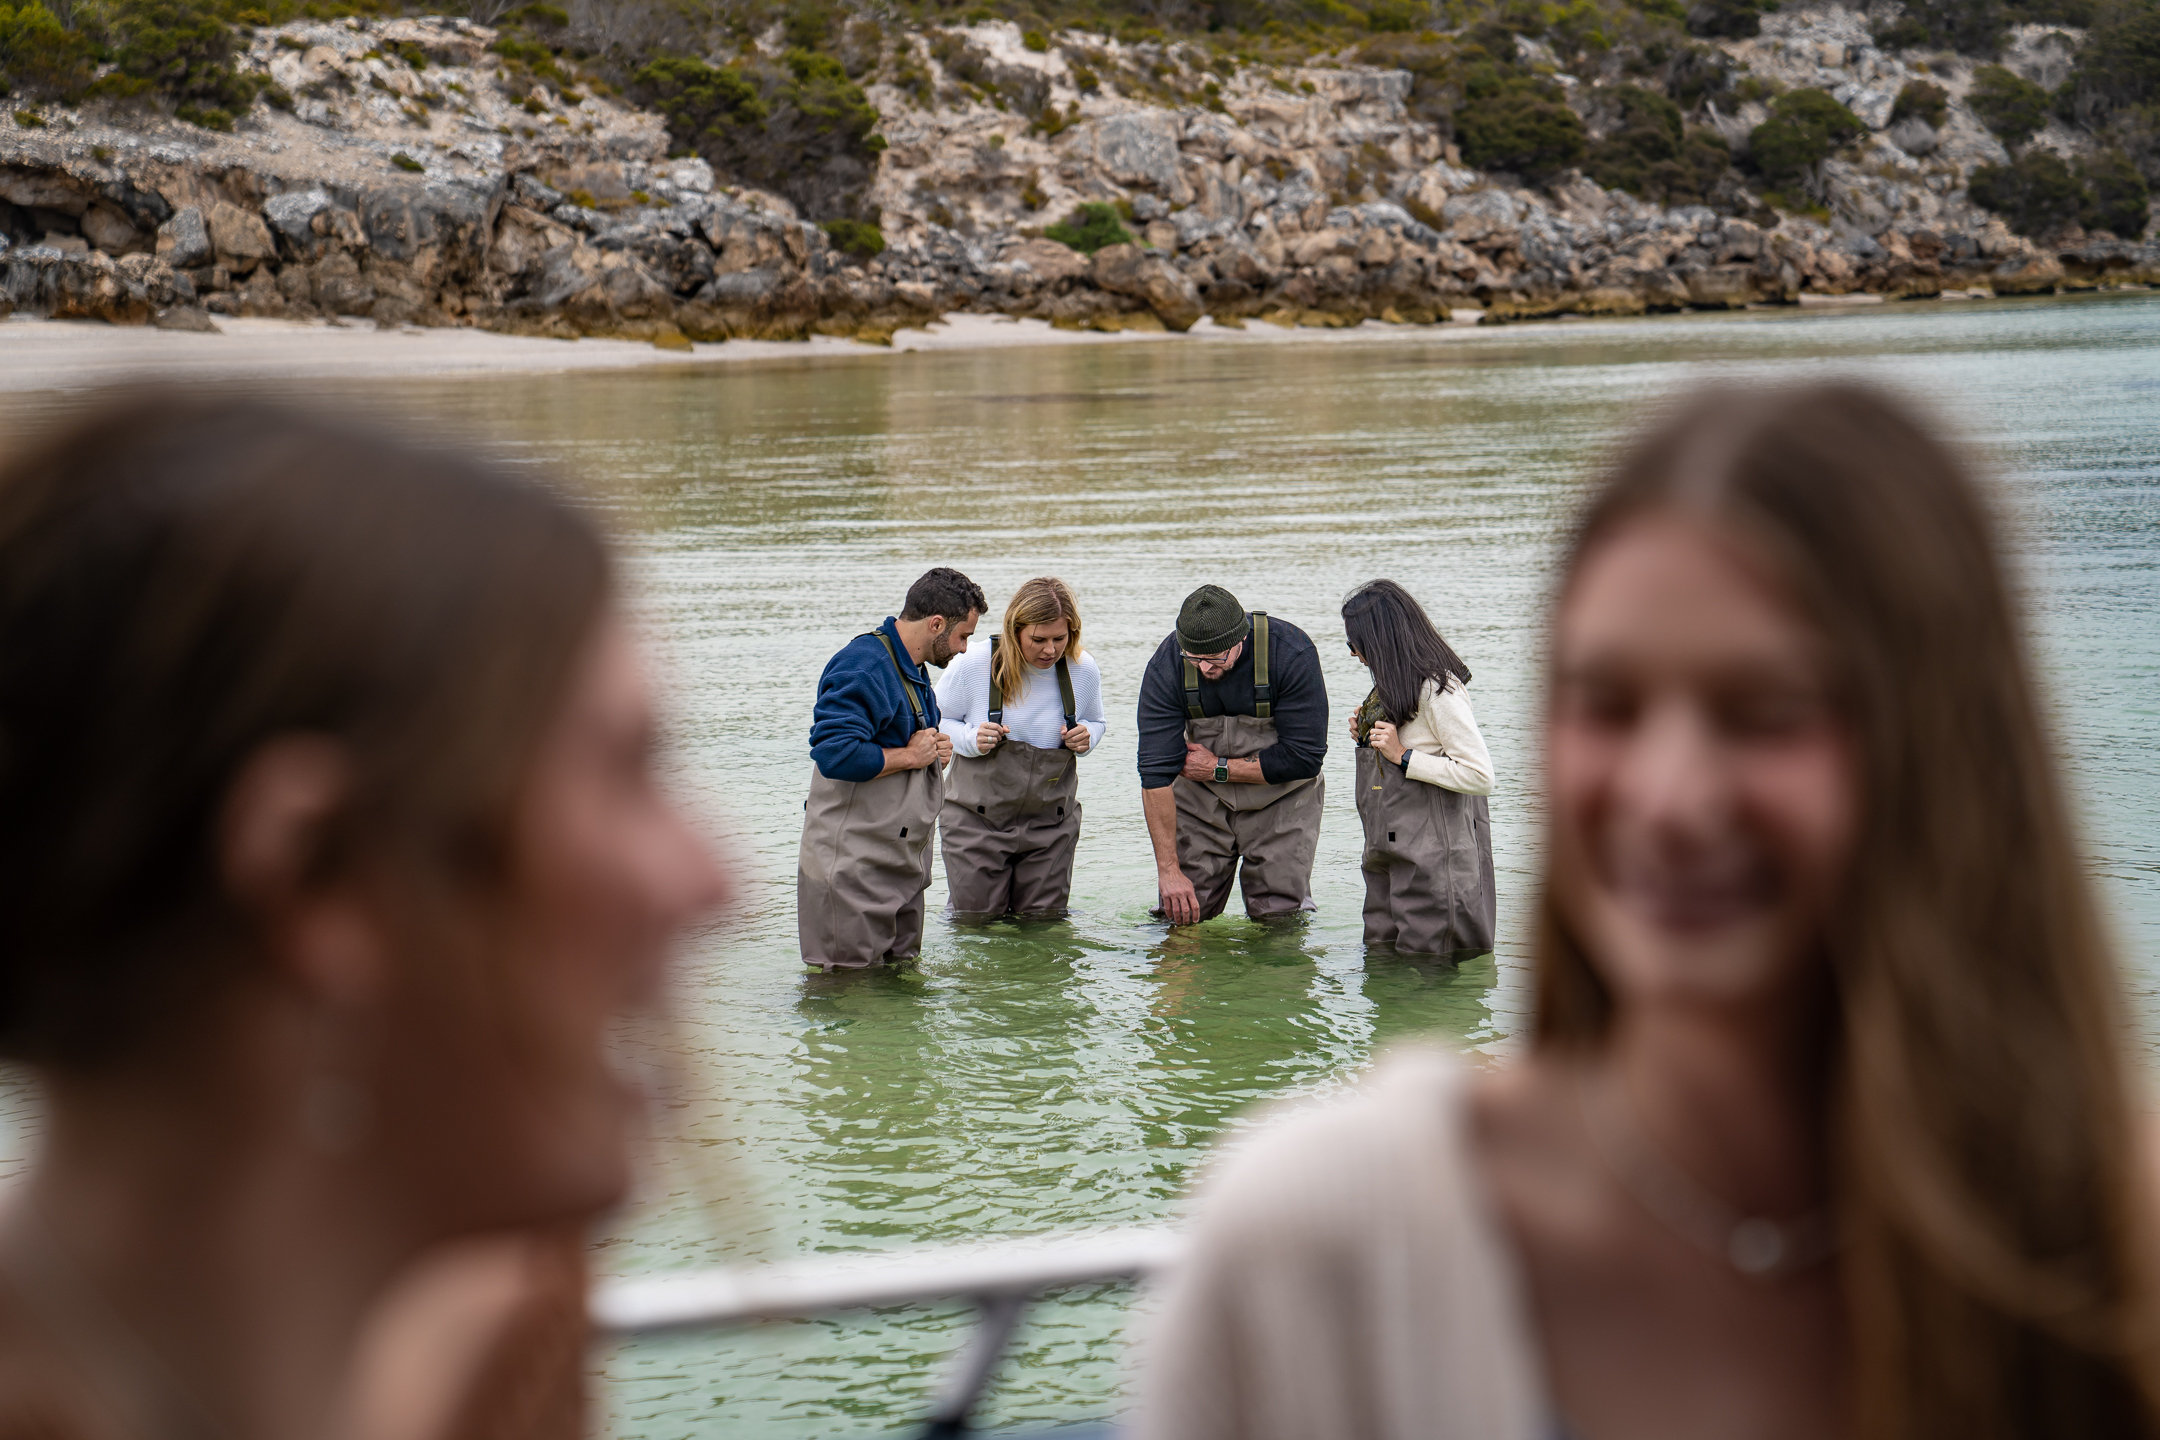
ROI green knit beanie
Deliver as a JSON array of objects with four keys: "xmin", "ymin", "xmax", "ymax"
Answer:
[{"xmin": 1177, "ymin": 585, "xmax": 1250, "ymax": 655}]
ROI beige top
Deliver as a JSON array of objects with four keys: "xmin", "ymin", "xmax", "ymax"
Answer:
[
  {"xmin": 1133, "ymin": 1048, "xmax": 1550, "ymax": 1440},
  {"xmin": 1400, "ymin": 676, "xmax": 1494, "ymax": 796}
]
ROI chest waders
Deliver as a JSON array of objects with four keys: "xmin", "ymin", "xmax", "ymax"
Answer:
[
  {"xmin": 940, "ymin": 637, "xmax": 1084, "ymax": 920},
  {"xmin": 1353, "ymin": 687, "xmax": 1497, "ymax": 957},
  {"xmin": 796, "ymin": 631, "xmax": 944, "ymax": 971},
  {"xmin": 1160, "ymin": 613, "xmax": 1325, "ymax": 924}
]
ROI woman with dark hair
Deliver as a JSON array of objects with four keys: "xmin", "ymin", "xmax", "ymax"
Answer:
[
  {"xmin": 1341, "ymin": 580, "xmax": 1496, "ymax": 958},
  {"xmin": 1139, "ymin": 384, "xmax": 2160, "ymax": 1440},
  {"xmin": 0, "ymin": 396, "xmax": 727, "ymax": 1440}
]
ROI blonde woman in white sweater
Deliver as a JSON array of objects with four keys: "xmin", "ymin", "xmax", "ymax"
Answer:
[{"xmin": 1341, "ymin": 579, "xmax": 1496, "ymax": 958}]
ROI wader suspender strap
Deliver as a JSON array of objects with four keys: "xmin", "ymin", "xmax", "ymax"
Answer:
[
  {"xmin": 989, "ymin": 636, "xmax": 1079, "ymax": 730},
  {"xmin": 1056, "ymin": 658, "xmax": 1077, "ymax": 730},
  {"xmin": 870, "ymin": 630, "xmax": 927, "ymax": 726},
  {"xmin": 1184, "ymin": 613, "xmax": 1270, "ymax": 719}
]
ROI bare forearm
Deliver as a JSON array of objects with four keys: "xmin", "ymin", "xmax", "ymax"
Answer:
[
  {"xmin": 1142, "ymin": 786, "xmax": 1182, "ymax": 873},
  {"xmin": 876, "ymin": 747, "xmax": 919, "ymax": 779},
  {"xmin": 1222, "ymin": 757, "xmax": 1265, "ymax": 784}
]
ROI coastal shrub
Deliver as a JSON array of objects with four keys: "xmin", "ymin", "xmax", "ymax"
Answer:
[
  {"xmin": 101, "ymin": 0, "xmax": 265, "ymax": 117},
  {"xmin": 1746, "ymin": 87, "xmax": 1864, "ymax": 193},
  {"xmin": 1890, "ymin": 78, "xmax": 1949, "ymax": 128},
  {"xmin": 1454, "ymin": 77, "xmax": 1586, "ymax": 179},
  {"xmin": 820, "ymin": 215, "xmax": 885, "ymax": 258},
  {"xmin": 1685, "ymin": 0, "xmax": 1766, "ymax": 39},
  {"xmin": 2062, "ymin": 0, "xmax": 2160, "ymax": 127},
  {"xmin": 1870, "ymin": 0, "xmax": 2005, "ymax": 55},
  {"xmin": 1021, "ymin": 27, "xmax": 1049, "ymax": 49},
  {"xmin": 1968, "ymin": 63, "xmax": 2052, "ymax": 146},
  {"xmin": 390, "ymin": 150, "xmax": 423, "ymax": 170},
  {"xmin": 633, "ymin": 55, "xmax": 768, "ymax": 141},
  {"xmin": 1043, "ymin": 199, "xmax": 1133, "ymax": 253},
  {"xmin": 1585, "ymin": 83, "xmax": 1734, "ymax": 205},
  {"xmin": 0, "ymin": 2, "xmax": 94, "ymax": 101},
  {"xmin": 1968, "ymin": 147, "xmax": 2087, "ymax": 233},
  {"xmin": 2079, "ymin": 145, "xmax": 2151, "ymax": 232}
]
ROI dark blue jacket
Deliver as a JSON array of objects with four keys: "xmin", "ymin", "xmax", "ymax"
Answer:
[{"xmin": 809, "ymin": 617, "xmax": 942, "ymax": 782}]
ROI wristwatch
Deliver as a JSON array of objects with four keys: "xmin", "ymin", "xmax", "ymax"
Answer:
[
  {"xmin": 1398, "ymin": 750, "xmax": 1413, "ymax": 775},
  {"xmin": 1213, "ymin": 758, "xmax": 1230, "ymax": 783}
]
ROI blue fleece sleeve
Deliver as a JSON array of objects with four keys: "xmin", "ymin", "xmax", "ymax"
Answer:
[{"xmin": 810, "ymin": 658, "xmax": 893, "ymax": 782}]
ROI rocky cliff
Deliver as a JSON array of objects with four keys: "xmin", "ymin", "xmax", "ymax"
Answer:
[{"xmin": 3, "ymin": 3, "xmax": 2154, "ymax": 340}]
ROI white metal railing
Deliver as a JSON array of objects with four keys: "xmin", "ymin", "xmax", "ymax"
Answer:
[{"xmin": 592, "ymin": 1228, "xmax": 1183, "ymax": 1436}]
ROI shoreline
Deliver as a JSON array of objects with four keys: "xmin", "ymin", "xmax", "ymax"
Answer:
[{"xmin": 0, "ymin": 290, "xmax": 2138, "ymax": 392}]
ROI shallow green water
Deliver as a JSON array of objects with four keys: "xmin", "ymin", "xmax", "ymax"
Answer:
[{"xmin": 1, "ymin": 295, "xmax": 2157, "ymax": 1435}]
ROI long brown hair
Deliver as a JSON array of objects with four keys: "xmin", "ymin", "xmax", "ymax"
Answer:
[
  {"xmin": 0, "ymin": 394, "xmax": 610, "ymax": 1070},
  {"xmin": 1536, "ymin": 382, "xmax": 2159, "ymax": 1437},
  {"xmin": 991, "ymin": 577, "xmax": 1084, "ymax": 706}
]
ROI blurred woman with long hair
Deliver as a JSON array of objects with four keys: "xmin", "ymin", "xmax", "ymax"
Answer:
[
  {"xmin": 0, "ymin": 397, "xmax": 727, "ymax": 1440},
  {"xmin": 935, "ymin": 577, "xmax": 1105, "ymax": 920},
  {"xmin": 1341, "ymin": 580, "xmax": 1496, "ymax": 958},
  {"xmin": 1139, "ymin": 383, "xmax": 2160, "ymax": 1440}
]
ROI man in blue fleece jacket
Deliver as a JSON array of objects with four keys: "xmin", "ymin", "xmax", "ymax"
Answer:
[{"xmin": 798, "ymin": 567, "xmax": 986, "ymax": 969}]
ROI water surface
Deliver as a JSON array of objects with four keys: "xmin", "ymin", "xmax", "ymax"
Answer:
[{"xmin": 0, "ymin": 294, "xmax": 2156, "ymax": 1436}]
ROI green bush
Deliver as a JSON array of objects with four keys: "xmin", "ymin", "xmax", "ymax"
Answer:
[
  {"xmin": 1365, "ymin": 0, "xmax": 1424, "ymax": 31},
  {"xmin": 1890, "ymin": 79, "xmax": 1948, "ymax": 128},
  {"xmin": 1968, "ymin": 147, "xmax": 2087, "ymax": 234},
  {"xmin": 1747, "ymin": 87, "xmax": 1865, "ymax": 192},
  {"xmin": 390, "ymin": 150, "xmax": 423, "ymax": 170},
  {"xmin": 782, "ymin": 46, "xmax": 880, "ymax": 148},
  {"xmin": 1968, "ymin": 63, "xmax": 2052, "ymax": 146},
  {"xmin": 1685, "ymin": 0, "xmax": 1764, "ymax": 39},
  {"xmin": 105, "ymin": 0, "xmax": 264, "ymax": 117},
  {"xmin": 2080, "ymin": 146, "xmax": 2151, "ymax": 233},
  {"xmin": 633, "ymin": 55, "xmax": 769, "ymax": 142},
  {"xmin": 1043, "ymin": 200, "xmax": 1133, "ymax": 254},
  {"xmin": 2064, "ymin": 0, "xmax": 2160, "ymax": 127},
  {"xmin": 1021, "ymin": 27, "xmax": 1049, "ymax": 50},
  {"xmin": 1455, "ymin": 77, "xmax": 1587, "ymax": 178},
  {"xmin": 820, "ymin": 216, "xmax": 885, "ymax": 258},
  {"xmin": 1587, "ymin": 88, "xmax": 1734, "ymax": 205},
  {"xmin": 1871, "ymin": 0, "xmax": 2004, "ymax": 54},
  {"xmin": 0, "ymin": 2, "xmax": 94, "ymax": 102}
]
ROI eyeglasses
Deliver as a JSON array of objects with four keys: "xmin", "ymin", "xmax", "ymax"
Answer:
[{"xmin": 1181, "ymin": 650, "xmax": 1236, "ymax": 666}]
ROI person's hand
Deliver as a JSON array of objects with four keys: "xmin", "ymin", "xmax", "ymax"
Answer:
[
  {"xmin": 934, "ymin": 731, "xmax": 955, "ymax": 768},
  {"xmin": 904, "ymin": 728, "xmax": 941, "ymax": 770},
  {"xmin": 1062, "ymin": 724, "xmax": 1092, "ymax": 755},
  {"xmin": 1346, "ymin": 712, "xmax": 1363, "ymax": 743},
  {"xmin": 1158, "ymin": 865, "xmax": 1201, "ymax": 925},
  {"xmin": 1181, "ymin": 742, "xmax": 1219, "ymax": 782},
  {"xmin": 1368, "ymin": 721, "xmax": 1405, "ymax": 765},
  {"xmin": 976, "ymin": 722, "xmax": 1008, "ymax": 752}
]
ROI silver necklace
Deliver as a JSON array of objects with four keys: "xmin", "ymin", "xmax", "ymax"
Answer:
[{"xmin": 1577, "ymin": 1073, "xmax": 1839, "ymax": 1281}]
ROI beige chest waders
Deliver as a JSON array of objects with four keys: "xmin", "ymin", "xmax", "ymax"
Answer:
[
  {"xmin": 1161, "ymin": 614, "xmax": 1324, "ymax": 923},
  {"xmin": 940, "ymin": 639, "xmax": 1083, "ymax": 919},
  {"xmin": 1353, "ymin": 689, "xmax": 1496, "ymax": 957},
  {"xmin": 796, "ymin": 631, "xmax": 944, "ymax": 970}
]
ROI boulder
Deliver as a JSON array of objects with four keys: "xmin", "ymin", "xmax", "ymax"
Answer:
[
  {"xmin": 158, "ymin": 208, "xmax": 212, "ymax": 269},
  {"xmin": 80, "ymin": 202, "xmax": 146, "ymax": 255},
  {"xmin": 207, "ymin": 201, "xmax": 276, "ymax": 264},
  {"xmin": 1888, "ymin": 118, "xmax": 1939, "ymax": 156},
  {"xmin": 1001, "ymin": 237, "xmax": 1088, "ymax": 287},
  {"xmin": 1686, "ymin": 264, "xmax": 1759, "ymax": 308},
  {"xmin": 1059, "ymin": 113, "xmax": 1193, "ymax": 207},
  {"xmin": 1090, "ymin": 242, "xmax": 1203, "ymax": 331},
  {"xmin": 264, "ymin": 189, "xmax": 335, "ymax": 248}
]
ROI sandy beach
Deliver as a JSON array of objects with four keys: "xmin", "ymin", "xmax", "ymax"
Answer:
[{"xmin": 0, "ymin": 308, "xmax": 1507, "ymax": 392}]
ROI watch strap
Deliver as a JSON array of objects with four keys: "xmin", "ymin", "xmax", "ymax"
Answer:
[{"xmin": 1213, "ymin": 759, "xmax": 1229, "ymax": 783}]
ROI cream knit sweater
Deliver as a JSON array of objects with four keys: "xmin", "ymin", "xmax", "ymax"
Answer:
[{"xmin": 1133, "ymin": 1049, "xmax": 1551, "ymax": 1440}]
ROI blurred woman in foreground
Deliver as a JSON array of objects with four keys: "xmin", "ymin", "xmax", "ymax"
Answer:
[
  {"xmin": 1139, "ymin": 384, "xmax": 2160, "ymax": 1439},
  {"xmin": 0, "ymin": 398, "xmax": 727, "ymax": 1440}
]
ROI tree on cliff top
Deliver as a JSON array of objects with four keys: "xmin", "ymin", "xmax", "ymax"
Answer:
[
  {"xmin": 1968, "ymin": 64, "xmax": 2053, "ymax": 147},
  {"xmin": 1746, "ymin": 87, "xmax": 1864, "ymax": 198},
  {"xmin": 0, "ymin": 1, "xmax": 93, "ymax": 99}
]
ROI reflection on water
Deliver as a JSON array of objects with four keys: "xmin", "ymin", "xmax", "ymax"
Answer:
[{"xmin": 0, "ymin": 294, "xmax": 2155, "ymax": 1435}]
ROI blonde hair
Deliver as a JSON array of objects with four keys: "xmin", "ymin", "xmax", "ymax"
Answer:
[{"xmin": 992, "ymin": 578, "xmax": 1083, "ymax": 706}]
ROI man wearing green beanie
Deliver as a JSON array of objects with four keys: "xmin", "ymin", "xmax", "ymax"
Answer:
[{"xmin": 1135, "ymin": 584, "xmax": 1329, "ymax": 924}]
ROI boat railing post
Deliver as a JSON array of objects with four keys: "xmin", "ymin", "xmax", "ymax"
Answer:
[{"xmin": 919, "ymin": 1289, "xmax": 1031, "ymax": 1437}]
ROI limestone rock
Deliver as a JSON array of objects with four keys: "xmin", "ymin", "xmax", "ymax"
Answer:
[
  {"xmin": 158, "ymin": 208, "xmax": 212, "ymax": 270},
  {"xmin": 1089, "ymin": 242, "xmax": 1203, "ymax": 330},
  {"xmin": 207, "ymin": 201, "xmax": 276, "ymax": 264}
]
